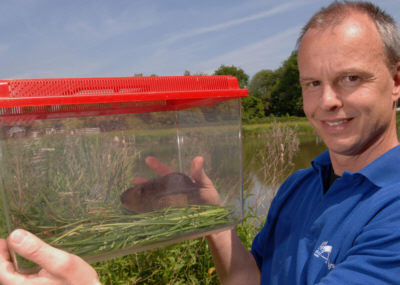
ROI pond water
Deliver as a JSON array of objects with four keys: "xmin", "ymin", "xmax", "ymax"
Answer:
[{"xmin": 242, "ymin": 134, "xmax": 327, "ymax": 219}]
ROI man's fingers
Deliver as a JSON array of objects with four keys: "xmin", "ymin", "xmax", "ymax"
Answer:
[
  {"xmin": 131, "ymin": 157, "xmax": 173, "ymax": 187},
  {"xmin": 7, "ymin": 229, "xmax": 98, "ymax": 283},
  {"xmin": 132, "ymin": 177, "xmax": 148, "ymax": 184},
  {"xmin": 144, "ymin": 155, "xmax": 220, "ymax": 204},
  {"xmin": 191, "ymin": 156, "xmax": 213, "ymax": 187},
  {"xmin": 145, "ymin": 156, "xmax": 174, "ymax": 176},
  {"xmin": 0, "ymin": 237, "xmax": 40, "ymax": 285},
  {"xmin": 0, "ymin": 238, "xmax": 12, "ymax": 264},
  {"xmin": 0, "ymin": 238, "xmax": 18, "ymax": 278},
  {"xmin": 8, "ymin": 229, "xmax": 67, "ymax": 275},
  {"xmin": 191, "ymin": 156, "xmax": 221, "ymax": 205}
]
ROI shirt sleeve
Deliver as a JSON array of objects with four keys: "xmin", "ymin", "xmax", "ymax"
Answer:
[
  {"xmin": 250, "ymin": 170, "xmax": 308, "ymax": 272},
  {"xmin": 251, "ymin": 225, "xmax": 267, "ymax": 269}
]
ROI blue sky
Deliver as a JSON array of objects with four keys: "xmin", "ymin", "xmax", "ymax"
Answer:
[{"xmin": 2, "ymin": 0, "xmax": 400, "ymax": 79}]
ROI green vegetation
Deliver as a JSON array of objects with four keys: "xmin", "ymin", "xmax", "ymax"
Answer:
[
  {"xmin": 0, "ymin": 123, "xmax": 241, "ymax": 273},
  {"xmin": 210, "ymin": 51, "xmax": 303, "ymax": 122},
  {"xmin": 41, "ymin": 205, "xmax": 233, "ymax": 259},
  {"xmin": 0, "ymin": 112, "xmax": 308, "ymax": 283},
  {"xmin": 93, "ymin": 211, "xmax": 262, "ymax": 285},
  {"xmin": 242, "ymin": 116, "xmax": 312, "ymax": 136},
  {"xmin": 90, "ymin": 121, "xmax": 300, "ymax": 284},
  {"xmin": 0, "ymin": 101, "xmax": 245, "ymax": 278}
]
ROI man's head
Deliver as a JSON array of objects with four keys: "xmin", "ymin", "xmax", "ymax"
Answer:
[
  {"xmin": 297, "ymin": 1, "xmax": 400, "ymax": 73},
  {"xmin": 297, "ymin": 1, "xmax": 400, "ymax": 172}
]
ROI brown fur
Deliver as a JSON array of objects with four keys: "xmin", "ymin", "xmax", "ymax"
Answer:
[{"xmin": 120, "ymin": 172, "xmax": 203, "ymax": 213}]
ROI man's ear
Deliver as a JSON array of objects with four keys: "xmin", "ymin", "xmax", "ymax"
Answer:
[{"xmin": 392, "ymin": 62, "xmax": 400, "ymax": 100}]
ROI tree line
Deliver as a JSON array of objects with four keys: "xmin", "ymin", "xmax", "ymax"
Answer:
[
  {"xmin": 213, "ymin": 51, "xmax": 303, "ymax": 122},
  {"xmin": 136, "ymin": 50, "xmax": 303, "ymax": 122}
]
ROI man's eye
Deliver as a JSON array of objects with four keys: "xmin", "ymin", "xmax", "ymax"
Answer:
[
  {"xmin": 343, "ymin": 75, "xmax": 360, "ymax": 83},
  {"xmin": 309, "ymin": 81, "xmax": 321, "ymax": 87},
  {"xmin": 300, "ymin": 80, "xmax": 321, "ymax": 90}
]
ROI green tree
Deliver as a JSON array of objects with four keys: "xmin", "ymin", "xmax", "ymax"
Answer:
[
  {"xmin": 269, "ymin": 51, "xmax": 304, "ymax": 116},
  {"xmin": 213, "ymin": 65, "xmax": 249, "ymax": 88},
  {"xmin": 248, "ymin": 69, "xmax": 280, "ymax": 115},
  {"xmin": 183, "ymin": 70, "xmax": 208, "ymax": 76},
  {"xmin": 241, "ymin": 96, "xmax": 265, "ymax": 122},
  {"xmin": 212, "ymin": 65, "xmax": 262, "ymax": 121},
  {"xmin": 248, "ymin": 69, "xmax": 278, "ymax": 99}
]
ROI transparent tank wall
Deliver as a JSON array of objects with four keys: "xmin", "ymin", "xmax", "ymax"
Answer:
[{"xmin": 0, "ymin": 98, "xmax": 243, "ymax": 272}]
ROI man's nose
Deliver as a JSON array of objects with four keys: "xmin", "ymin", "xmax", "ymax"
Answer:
[{"xmin": 320, "ymin": 85, "xmax": 343, "ymax": 111}]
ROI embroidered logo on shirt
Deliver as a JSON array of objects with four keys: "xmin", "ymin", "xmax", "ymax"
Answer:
[{"xmin": 314, "ymin": 241, "xmax": 335, "ymax": 270}]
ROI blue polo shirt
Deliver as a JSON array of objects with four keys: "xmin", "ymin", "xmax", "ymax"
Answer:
[{"xmin": 251, "ymin": 146, "xmax": 400, "ymax": 284}]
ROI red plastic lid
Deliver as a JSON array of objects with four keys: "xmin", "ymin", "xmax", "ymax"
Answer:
[{"xmin": 0, "ymin": 76, "xmax": 247, "ymax": 121}]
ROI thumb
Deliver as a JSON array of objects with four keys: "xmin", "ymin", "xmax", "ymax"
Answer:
[
  {"xmin": 190, "ymin": 156, "xmax": 213, "ymax": 187},
  {"xmin": 8, "ymin": 229, "xmax": 99, "ymax": 283},
  {"xmin": 190, "ymin": 156, "xmax": 221, "ymax": 205}
]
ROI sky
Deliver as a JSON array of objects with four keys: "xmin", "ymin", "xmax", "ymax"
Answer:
[{"xmin": 2, "ymin": 0, "xmax": 400, "ymax": 80}]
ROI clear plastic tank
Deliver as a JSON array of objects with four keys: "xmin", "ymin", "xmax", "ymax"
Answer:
[{"xmin": 0, "ymin": 76, "xmax": 247, "ymax": 272}]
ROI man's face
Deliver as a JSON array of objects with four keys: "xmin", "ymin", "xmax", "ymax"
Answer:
[{"xmin": 298, "ymin": 12, "xmax": 400, "ymax": 159}]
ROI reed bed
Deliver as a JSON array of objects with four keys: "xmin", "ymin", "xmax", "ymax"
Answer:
[
  {"xmin": 37, "ymin": 205, "xmax": 235, "ymax": 257},
  {"xmin": 0, "ymin": 112, "xmax": 242, "ymax": 276},
  {"xmin": 12, "ymin": 204, "xmax": 235, "ymax": 272}
]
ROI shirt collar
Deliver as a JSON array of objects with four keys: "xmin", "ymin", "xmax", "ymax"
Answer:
[
  {"xmin": 311, "ymin": 145, "xmax": 400, "ymax": 188},
  {"xmin": 358, "ymin": 145, "xmax": 400, "ymax": 188},
  {"xmin": 311, "ymin": 150, "xmax": 331, "ymax": 172}
]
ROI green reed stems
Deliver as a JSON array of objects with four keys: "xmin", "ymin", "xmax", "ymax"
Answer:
[{"xmin": 31, "ymin": 205, "xmax": 236, "ymax": 258}]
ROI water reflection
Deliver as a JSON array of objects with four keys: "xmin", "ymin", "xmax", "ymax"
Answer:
[
  {"xmin": 292, "ymin": 136, "xmax": 328, "ymax": 171},
  {"xmin": 243, "ymin": 134, "xmax": 327, "ymax": 218}
]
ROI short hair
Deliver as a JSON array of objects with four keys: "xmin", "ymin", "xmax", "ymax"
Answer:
[{"xmin": 297, "ymin": 1, "xmax": 400, "ymax": 71}]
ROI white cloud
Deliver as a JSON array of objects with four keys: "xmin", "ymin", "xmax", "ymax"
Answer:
[{"xmin": 162, "ymin": 0, "xmax": 315, "ymax": 46}]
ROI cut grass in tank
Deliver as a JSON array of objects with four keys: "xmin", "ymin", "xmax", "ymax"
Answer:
[
  {"xmin": 0, "ymin": 128, "xmax": 239, "ymax": 272},
  {"xmin": 13, "ymin": 203, "xmax": 236, "ymax": 272}
]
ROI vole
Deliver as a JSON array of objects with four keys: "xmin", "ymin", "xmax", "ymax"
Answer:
[{"xmin": 120, "ymin": 172, "xmax": 204, "ymax": 213}]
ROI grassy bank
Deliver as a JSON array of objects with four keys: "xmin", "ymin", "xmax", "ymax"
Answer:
[
  {"xmin": 242, "ymin": 116, "xmax": 313, "ymax": 136},
  {"xmin": 243, "ymin": 114, "xmax": 400, "ymax": 137}
]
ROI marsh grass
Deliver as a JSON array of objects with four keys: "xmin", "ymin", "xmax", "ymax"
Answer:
[
  {"xmin": 242, "ymin": 122, "xmax": 299, "ymax": 219},
  {"xmin": 45, "ymin": 205, "xmax": 234, "ymax": 257},
  {"xmin": 13, "ymin": 204, "xmax": 235, "ymax": 273},
  {"xmin": 242, "ymin": 116, "xmax": 312, "ymax": 136},
  {"xmin": 0, "ymin": 124, "xmax": 240, "ymax": 274}
]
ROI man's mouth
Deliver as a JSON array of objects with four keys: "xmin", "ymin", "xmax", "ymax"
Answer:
[{"xmin": 325, "ymin": 119, "xmax": 351, "ymax": 126}]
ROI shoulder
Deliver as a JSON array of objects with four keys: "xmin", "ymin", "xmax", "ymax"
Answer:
[
  {"xmin": 274, "ymin": 150, "xmax": 330, "ymax": 200},
  {"xmin": 272, "ymin": 168, "xmax": 318, "ymax": 203},
  {"xmin": 260, "ymin": 167, "xmax": 320, "ymax": 230},
  {"xmin": 281, "ymin": 168, "xmax": 315, "ymax": 188},
  {"xmin": 363, "ymin": 181, "xmax": 400, "ymax": 229},
  {"xmin": 250, "ymin": 167, "xmax": 320, "ymax": 268}
]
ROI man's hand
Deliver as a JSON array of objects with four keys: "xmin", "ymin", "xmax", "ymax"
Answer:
[
  {"xmin": 189, "ymin": 156, "xmax": 221, "ymax": 205},
  {"xmin": 138, "ymin": 156, "xmax": 221, "ymax": 205},
  {"xmin": 142, "ymin": 156, "xmax": 260, "ymax": 284},
  {"xmin": 0, "ymin": 229, "xmax": 101, "ymax": 285}
]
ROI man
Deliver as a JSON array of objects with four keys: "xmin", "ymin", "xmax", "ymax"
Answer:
[
  {"xmin": 1, "ymin": 1, "xmax": 400, "ymax": 284},
  {"xmin": 209, "ymin": 2, "xmax": 400, "ymax": 284}
]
